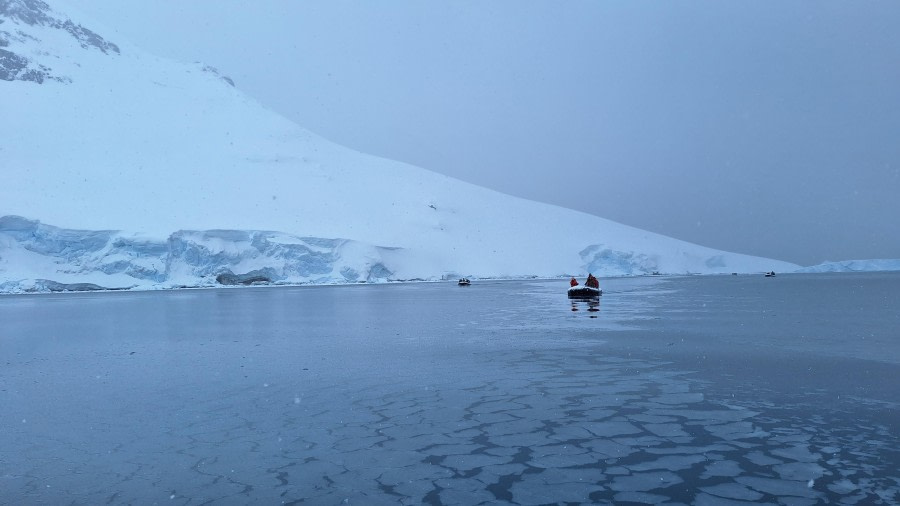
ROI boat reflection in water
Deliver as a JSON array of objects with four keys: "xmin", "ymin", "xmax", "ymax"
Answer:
[{"xmin": 570, "ymin": 296, "xmax": 600, "ymax": 317}]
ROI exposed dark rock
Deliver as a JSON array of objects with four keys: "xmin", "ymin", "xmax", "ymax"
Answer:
[
  {"xmin": 59, "ymin": 19, "xmax": 118, "ymax": 54},
  {"xmin": 0, "ymin": 0, "xmax": 119, "ymax": 55},
  {"xmin": 0, "ymin": 0, "xmax": 53, "ymax": 26},
  {"xmin": 33, "ymin": 279, "xmax": 123, "ymax": 292},
  {"xmin": 367, "ymin": 263, "xmax": 393, "ymax": 281},
  {"xmin": 216, "ymin": 269, "xmax": 273, "ymax": 286},
  {"xmin": 0, "ymin": 47, "xmax": 49, "ymax": 82},
  {"xmin": 1, "ymin": 28, "xmax": 40, "ymax": 47},
  {"xmin": 0, "ymin": 0, "xmax": 116, "ymax": 84},
  {"xmin": 202, "ymin": 64, "xmax": 235, "ymax": 87}
]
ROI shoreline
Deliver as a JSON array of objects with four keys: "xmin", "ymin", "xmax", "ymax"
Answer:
[{"xmin": 4, "ymin": 269, "xmax": 898, "ymax": 296}]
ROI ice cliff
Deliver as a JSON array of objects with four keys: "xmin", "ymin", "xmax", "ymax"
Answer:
[
  {"xmin": 0, "ymin": 216, "xmax": 398, "ymax": 292},
  {"xmin": 3, "ymin": 215, "xmax": 893, "ymax": 294},
  {"xmin": 1, "ymin": 215, "xmax": 813, "ymax": 293}
]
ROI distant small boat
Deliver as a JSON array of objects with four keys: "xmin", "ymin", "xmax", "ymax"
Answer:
[
  {"xmin": 458, "ymin": 278, "xmax": 471, "ymax": 286},
  {"xmin": 568, "ymin": 285, "xmax": 601, "ymax": 298},
  {"xmin": 765, "ymin": 271, "xmax": 776, "ymax": 277}
]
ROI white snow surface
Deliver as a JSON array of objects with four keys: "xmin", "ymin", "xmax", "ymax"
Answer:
[{"xmin": 0, "ymin": 1, "xmax": 816, "ymax": 292}]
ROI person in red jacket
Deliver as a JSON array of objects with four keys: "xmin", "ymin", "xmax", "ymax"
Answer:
[
  {"xmin": 570, "ymin": 277, "xmax": 579, "ymax": 287},
  {"xmin": 586, "ymin": 274, "xmax": 599, "ymax": 289}
]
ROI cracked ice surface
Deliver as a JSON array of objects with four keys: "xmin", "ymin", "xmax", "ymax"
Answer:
[{"xmin": 2, "ymin": 277, "xmax": 899, "ymax": 504}]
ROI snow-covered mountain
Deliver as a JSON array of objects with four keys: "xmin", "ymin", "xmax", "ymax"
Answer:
[{"xmin": 1, "ymin": 0, "xmax": 802, "ymax": 292}]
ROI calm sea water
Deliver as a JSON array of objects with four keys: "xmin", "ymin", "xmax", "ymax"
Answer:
[{"xmin": 1, "ymin": 273, "xmax": 898, "ymax": 504}]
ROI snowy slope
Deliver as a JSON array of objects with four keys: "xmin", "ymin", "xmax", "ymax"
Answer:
[{"xmin": 1, "ymin": 0, "xmax": 801, "ymax": 292}]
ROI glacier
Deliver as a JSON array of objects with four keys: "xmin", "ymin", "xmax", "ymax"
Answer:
[
  {"xmin": 0, "ymin": 216, "xmax": 400, "ymax": 293},
  {"xmin": 2, "ymin": 214, "xmax": 893, "ymax": 294},
  {"xmin": 0, "ymin": 215, "xmax": 790, "ymax": 294}
]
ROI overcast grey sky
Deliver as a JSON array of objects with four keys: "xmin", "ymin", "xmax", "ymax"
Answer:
[{"xmin": 67, "ymin": 0, "xmax": 900, "ymax": 266}]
